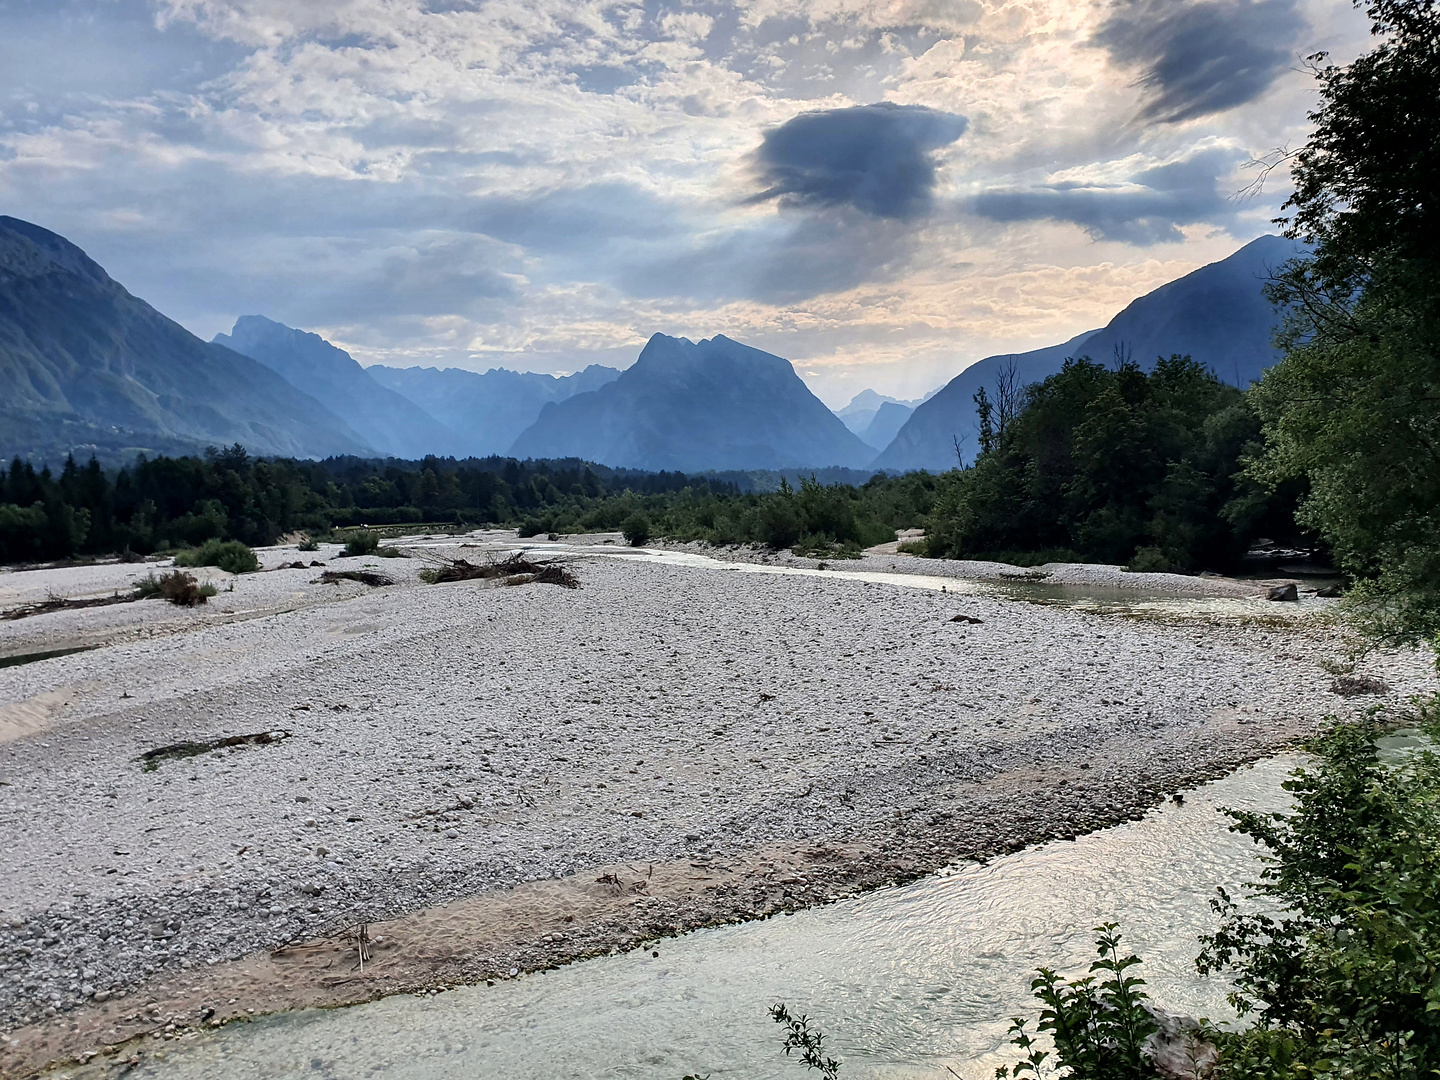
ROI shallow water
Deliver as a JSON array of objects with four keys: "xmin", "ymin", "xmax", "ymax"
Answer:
[
  {"xmin": 478, "ymin": 539, "xmax": 1303, "ymax": 623},
  {"xmin": 97, "ymin": 756, "xmax": 1297, "ymax": 1080}
]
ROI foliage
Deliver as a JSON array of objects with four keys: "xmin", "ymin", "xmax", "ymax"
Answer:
[
  {"xmin": 1196, "ymin": 706, "xmax": 1440, "ymax": 1078},
  {"xmin": 927, "ymin": 357, "xmax": 1295, "ymax": 572},
  {"xmin": 173, "ymin": 538, "xmax": 259, "ymax": 574},
  {"xmin": 770, "ymin": 1003, "xmax": 842, "ymax": 1080},
  {"xmin": 997, "ymin": 925, "xmax": 1158, "ymax": 1079},
  {"xmin": 134, "ymin": 570, "xmax": 218, "ymax": 606},
  {"xmin": 343, "ymin": 530, "xmax": 380, "ymax": 557},
  {"xmin": 297, "ymin": 535, "xmax": 319, "ymax": 552},
  {"xmin": 1248, "ymin": 0, "xmax": 1440, "ymax": 647},
  {"xmin": 621, "ymin": 512, "xmax": 651, "ymax": 546}
]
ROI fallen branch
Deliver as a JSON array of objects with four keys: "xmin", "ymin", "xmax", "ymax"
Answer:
[
  {"xmin": 140, "ymin": 730, "xmax": 292, "ymax": 771},
  {"xmin": 319, "ymin": 569, "xmax": 394, "ymax": 587},
  {"xmin": 2, "ymin": 591, "xmax": 141, "ymax": 621},
  {"xmin": 419, "ymin": 553, "xmax": 578, "ymax": 588}
]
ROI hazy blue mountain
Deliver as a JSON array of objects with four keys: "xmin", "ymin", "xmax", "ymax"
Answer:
[
  {"xmin": 835, "ymin": 388, "xmax": 928, "ymax": 437},
  {"xmin": 510, "ymin": 333, "xmax": 876, "ymax": 471},
  {"xmin": 859, "ymin": 401, "xmax": 914, "ymax": 450},
  {"xmin": 214, "ymin": 316, "xmax": 462, "ymax": 459},
  {"xmin": 872, "ymin": 234, "xmax": 1302, "ymax": 473},
  {"xmin": 369, "ymin": 363, "xmax": 620, "ymax": 457},
  {"xmin": 0, "ymin": 216, "xmax": 375, "ymax": 463}
]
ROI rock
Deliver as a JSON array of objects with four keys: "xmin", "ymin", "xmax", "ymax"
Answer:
[
  {"xmin": 1330, "ymin": 675, "xmax": 1390, "ymax": 697},
  {"xmin": 1265, "ymin": 583, "xmax": 1298, "ymax": 602},
  {"xmin": 949, "ymin": 614, "xmax": 983, "ymax": 624},
  {"xmin": 1143, "ymin": 1005, "xmax": 1218, "ymax": 1078}
]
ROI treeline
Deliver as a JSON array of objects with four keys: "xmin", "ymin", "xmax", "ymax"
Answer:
[
  {"xmin": 0, "ymin": 446, "xmax": 943, "ymax": 564},
  {"xmin": 0, "ymin": 449, "xmax": 742, "ymax": 563}
]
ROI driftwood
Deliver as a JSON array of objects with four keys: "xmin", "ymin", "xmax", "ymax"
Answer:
[
  {"xmin": 2, "ymin": 591, "xmax": 139, "ymax": 621},
  {"xmin": 319, "ymin": 569, "xmax": 394, "ymax": 587},
  {"xmin": 421, "ymin": 553, "xmax": 578, "ymax": 589},
  {"xmin": 140, "ymin": 729, "xmax": 292, "ymax": 771}
]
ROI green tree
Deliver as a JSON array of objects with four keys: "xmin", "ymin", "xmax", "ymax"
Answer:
[{"xmin": 1249, "ymin": 0, "xmax": 1440, "ymax": 646}]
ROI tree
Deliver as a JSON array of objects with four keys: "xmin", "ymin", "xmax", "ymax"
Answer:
[{"xmin": 1249, "ymin": 0, "xmax": 1440, "ymax": 647}]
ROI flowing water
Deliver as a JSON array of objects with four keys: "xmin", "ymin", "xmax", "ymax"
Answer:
[
  {"xmin": 420, "ymin": 537, "xmax": 1314, "ymax": 624},
  {"xmin": 89, "ymin": 756, "xmax": 1297, "ymax": 1080}
]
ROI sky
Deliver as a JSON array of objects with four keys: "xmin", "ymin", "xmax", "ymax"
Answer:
[{"xmin": 0, "ymin": 0, "xmax": 1373, "ymax": 406}]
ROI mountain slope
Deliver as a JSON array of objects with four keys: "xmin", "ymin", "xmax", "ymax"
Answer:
[
  {"xmin": 859, "ymin": 401, "xmax": 914, "ymax": 450},
  {"xmin": 510, "ymin": 333, "xmax": 876, "ymax": 471},
  {"xmin": 214, "ymin": 316, "xmax": 462, "ymax": 459},
  {"xmin": 368, "ymin": 363, "xmax": 620, "ymax": 458},
  {"xmin": 872, "ymin": 234, "xmax": 1301, "ymax": 473},
  {"xmin": 0, "ymin": 216, "xmax": 374, "ymax": 462}
]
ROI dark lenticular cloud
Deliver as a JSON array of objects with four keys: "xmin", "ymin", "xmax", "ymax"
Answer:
[
  {"xmin": 971, "ymin": 149, "xmax": 1240, "ymax": 245},
  {"xmin": 1092, "ymin": 0, "xmax": 1302, "ymax": 123},
  {"xmin": 751, "ymin": 102, "xmax": 968, "ymax": 220}
]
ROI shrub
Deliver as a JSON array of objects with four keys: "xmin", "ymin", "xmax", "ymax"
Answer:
[
  {"xmin": 173, "ymin": 538, "xmax": 259, "ymax": 574},
  {"xmin": 375, "ymin": 545, "xmax": 404, "ymax": 558},
  {"xmin": 998, "ymin": 925, "xmax": 1158, "ymax": 1079},
  {"xmin": 517, "ymin": 517, "xmax": 543, "ymax": 539},
  {"xmin": 621, "ymin": 512, "xmax": 651, "ymax": 546},
  {"xmin": 135, "ymin": 570, "xmax": 218, "ymax": 606},
  {"xmin": 1126, "ymin": 546, "xmax": 1175, "ymax": 573},
  {"xmin": 342, "ymin": 530, "xmax": 379, "ymax": 557},
  {"xmin": 297, "ymin": 536, "xmax": 319, "ymax": 552}
]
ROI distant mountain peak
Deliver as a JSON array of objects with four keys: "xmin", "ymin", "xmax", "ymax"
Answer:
[{"xmin": 510, "ymin": 333, "xmax": 875, "ymax": 471}]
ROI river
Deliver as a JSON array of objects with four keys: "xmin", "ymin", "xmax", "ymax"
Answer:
[{"xmin": 82, "ymin": 755, "xmax": 1295, "ymax": 1080}]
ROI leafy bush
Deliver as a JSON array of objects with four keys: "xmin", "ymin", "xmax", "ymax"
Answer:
[
  {"xmin": 135, "ymin": 570, "xmax": 218, "ymax": 606},
  {"xmin": 999, "ymin": 925, "xmax": 1158, "ymax": 1079},
  {"xmin": 1196, "ymin": 707, "xmax": 1440, "ymax": 1078},
  {"xmin": 297, "ymin": 536, "xmax": 319, "ymax": 552},
  {"xmin": 173, "ymin": 538, "xmax": 259, "ymax": 574},
  {"xmin": 621, "ymin": 512, "xmax": 651, "ymax": 546},
  {"xmin": 342, "ymin": 530, "xmax": 379, "ymax": 557}
]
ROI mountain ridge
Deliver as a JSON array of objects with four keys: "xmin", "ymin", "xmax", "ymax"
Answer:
[
  {"xmin": 872, "ymin": 234, "xmax": 1301, "ymax": 473},
  {"xmin": 0, "ymin": 216, "xmax": 375, "ymax": 463},
  {"xmin": 510, "ymin": 333, "xmax": 876, "ymax": 471},
  {"xmin": 368, "ymin": 363, "xmax": 621, "ymax": 458},
  {"xmin": 214, "ymin": 316, "xmax": 466, "ymax": 459}
]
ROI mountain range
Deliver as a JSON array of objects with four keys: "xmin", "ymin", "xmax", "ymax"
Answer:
[
  {"xmin": 214, "ymin": 316, "xmax": 465, "ymax": 459},
  {"xmin": 0, "ymin": 215, "xmax": 1301, "ymax": 474},
  {"xmin": 872, "ymin": 233, "xmax": 1302, "ymax": 473},
  {"xmin": 834, "ymin": 389, "xmax": 928, "ymax": 451},
  {"xmin": 0, "ymin": 217, "xmax": 373, "ymax": 461},
  {"xmin": 367, "ymin": 363, "xmax": 620, "ymax": 458},
  {"xmin": 213, "ymin": 316, "xmax": 620, "ymax": 459}
]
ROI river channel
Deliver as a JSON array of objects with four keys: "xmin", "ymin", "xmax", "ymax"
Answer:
[{"xmin": 79, "ymin": 755, "xmax": 1296, "ymax": 1080}]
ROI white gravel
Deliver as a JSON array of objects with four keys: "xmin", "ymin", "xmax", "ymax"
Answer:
[{"xmin": 0, "ymin": 541, "xmax": 1431, "ymax": 1028}]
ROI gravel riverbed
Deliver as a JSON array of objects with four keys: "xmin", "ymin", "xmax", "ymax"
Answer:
[{"xmin": 0, "ymin": 539, "xmax": 1431, "ymax": 1068}]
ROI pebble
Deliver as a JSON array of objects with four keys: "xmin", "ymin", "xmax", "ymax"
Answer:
[{"xmin": 0, "ymin": 545, "xmax": 1432, "ymax": 1027}]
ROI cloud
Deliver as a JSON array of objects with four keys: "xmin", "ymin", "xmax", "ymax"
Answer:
[
  {"xmin": 1091, "ymin": 0, "xmax": 1303, "ymax": 123},
  {"xmin": 971, "ymin": 149, "xmax": 1242, "ymax": 244},
  {"xmin": 750, "ymin": 101, "xmax": 967, "ymax": 220}
]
